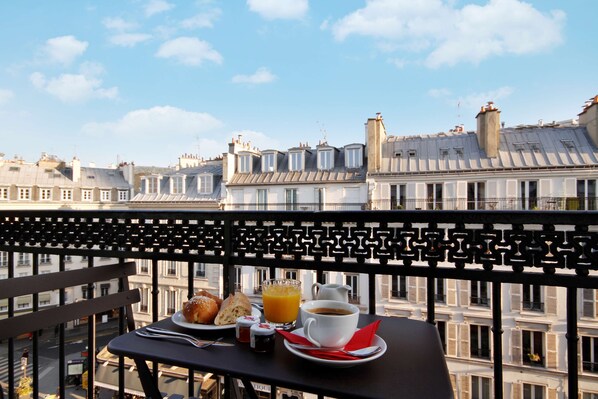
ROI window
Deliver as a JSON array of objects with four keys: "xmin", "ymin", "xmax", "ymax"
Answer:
[
  {"xmin": 583, "ymin": 393, "xmax": 598, "ymax": 399},
  {"xmin": 470, "ymin": 325, "xmax": 491, "ymax": 359},
  {"xmin": 165, "ymin": 261, "xmax": 177, "ymax": 276},
  {"xmin": 40, "ymin": 188, "xmax": 52, "ymax": 201},
  {"xmin": 254, "ymin": 268, "xmax": 268, "ymax": 294},
  {"xmin": 437, "ymin": 321, "xmax": 446, "ymax": 353},
  {"xmin": 315, "ymin": 188, "xmax": 324, "ymax": 211},
  {"xmin": 61, "ymin": 189, "xmax": 73, "ymax": 201},
  {"xmin": 523, "ymin": 384, "xmax": 544, "ymax": 399},
  {"xmin": 583, "ymin": 289, "xmax": 595, "ymax": 318},
  {"xmin": 234, "ymin": 266, "xmax": 243, "ymax": 292},
  {"xmin": 0, "ymin": 187, "xmax": 8, "ymax": 200},
  {"xmin": 147, "ymin": 177, "xmax": 160, "ymax": 194},
  {"xmin": 578, "ymin": 179, "xmax": 597, "ymax": 210},
  {"xmin": 166, "ymin": 290, "xmax": 176, "ymax": 315},
  {"xmin": 390, "ymin": 184, "xmax": 406, "ymax": 209},
  {"xmin": 345, "ymin": 274, "xmax": 359, "ymax": 304},
  {"xmin": 139, "ymin": 288, "xmax": 149, "ymax": 313},
  {"xmin": 0, "ymin": 252, "xmax": 8, "ymax": 267},
  {"xmin": 81, "ymin": 285, "xmax": 91, "ymax": 300},
  {"xmin": 194, "ymin": 263, "xmax": 206, "ymax": 278},
  {"xmin": 171, "ymin": 175, "xmax": 185, "ymax": 194},
  {"xmin": 64, "ymin": 255, "xmax": 72, "ymax": 263},
  {"xmin": 39, "ymin": 294, "xmax": 51, "ymax": 306},
  {"xmin": 100, "ymin": 190, "xmax": 111, "ymax": 201},
  {"xmin": 583, "ymin": 336, "xmax": 598, "ymax": 373},
  {"xmin": 19, "ymin": 187, "xmax": 31, "ymax": 200},
  {"xmin": 391, "ymin": 275, "xmax": 407, "ymax": 299},
  {"xmin": 285, "ymin": 269, "xmax": 298, "ymax": 280},
  {"xmin": 262, "ymin": 153, "xmax": 275, "ymax": 172},
  {"xmin": 522, "ymin": 284, "xmax": 544, "ymax": 312},
  {"xmin": 17, "ymin": 253, "xmax": 29, "ymax": 266},
  {"xmin": 522, "ymin": 330, "xmax": 544, "ymax": 366},
  {"xmin": 471, "ymin": 376, "xmax": 491, "ymax": 399},
  {"xmin": 139, "ymin": 259, "xmax": 150, "ymax": 274},
  {"xmin": 318, "ymin": 149, "xmax": 333, "ymax": 170},
  {"xmin": 198, "ymin": 175, "xmax": 213, "ymax": 194},
  {"xmin": 345, "ymin": 146, "xmax": 363, "ymax": 169},
  {"xmin": 471, "ymin": 281, "xmax": 489, "ymax": 306},
  {"xmin": 426, "ymin": 183, "xmax": 443, "ymax": 210},
  {"xmin": 435, "ymin": 279, "xmax": 445, "ymax": 303},
  {"xmin": 118, "ymin": 190, "xmax": 128, "ymax": 202},
  {"xmin": 285, "ymin": 189, "xmax": 298, "ymax": 210},
  {"xmin": 40, "ymin": 254, "xmax": 51, "ymax": 265},
  {"xmin": 100, "ymin": 283, "xmax": 110, "ymax": 297},
  {"xmin": 257, "ymin": 189, "xmax": 268, "ymax": 210},
  {"xmin": 82, "ymin": 189, "xmax": 93, "ymax": 201},
  {"xmin": 467, "ymin": 182, "xmax": 486, "ymax": 210},
  {"xmin": 289, "ymin": 151, "xmax": 303, "ymax": 171},
  {"xmin": 17, "ymin": 300, "xmax": 30, "ymax": 309},
  {"xmin": 239, "ymin": 154, "xmax": 252, "ymax": 173},
  {"xmin": 520, "ymin": 180, "xmax": 538, "ymax": 210}
]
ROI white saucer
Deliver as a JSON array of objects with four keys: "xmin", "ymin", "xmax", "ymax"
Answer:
[
  {"xmin": 171, "ymin": 307, "xmax": 261, "ymax": 331},
  {"xmin": 283, "ymin": 328, "xmax": 387, "ymax": 368}
]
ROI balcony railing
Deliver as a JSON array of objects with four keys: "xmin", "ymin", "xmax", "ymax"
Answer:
[
  {"xmin": 522, "ymin": 300, "xmax": 545, "ymax": 312},
  {"xmin": 0, "ymin": 209, "xmax": 597, "ymax": 399}
]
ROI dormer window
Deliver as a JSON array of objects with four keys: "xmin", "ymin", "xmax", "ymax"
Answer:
[
  {"xmin": 318, "ymin": 149, "xmax": 334, "ymax": 170},
  {"xmin": 345, "ymin": 146, "xmax": 363, "ymax": 169},
  {"xmin": 146, "ymin": 176, "xmax": 160, "ymax": 194},
  {"xmin": 262, "ymin": 153, "xmax": 276, "ymax": 173},
  {"xmin": 171, "ymin": 175, "xmax": 185, "ymax": 194},
  {"xmin": 289, "ymin": 151, "xmax": 304, "ymax": 172},
  {"xmin": 198, "ymin": 174, "xmax": 213, "ymax": 194},
  {"xmin": 239, "ymin": 153, "xmax": 252, "ymax": 173}
]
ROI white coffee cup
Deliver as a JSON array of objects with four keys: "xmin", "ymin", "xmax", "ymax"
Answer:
[{"xmin": 300, "ymin": 300, "xmax": 359, "ymax": 348}]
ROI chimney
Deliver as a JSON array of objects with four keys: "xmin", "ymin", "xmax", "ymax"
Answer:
[
  {"xmin": 579, "ymin": 95, "xmax": 598, "ymax": 147},
  {"xmin": 72, "ymin": 157, "xmax": 81, "ymax": 183},
  {"xmin": 366, "ymin": 113, "xmax": 387, "ymax": 173},
  {"xmin": 476, "ymin": 102, "xmax": 501, "ymax": 158}
]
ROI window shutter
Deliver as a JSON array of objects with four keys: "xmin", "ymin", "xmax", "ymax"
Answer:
[
  {"xmin": 506, "ymin": 179, "xmax": 517, "ymax": 199},
  {"xmin": 511, "ymin": 283, "xmax": 522, "ymax": 312},
  {"xmin": 415, "ymin": 182, "xmax": 426, "ymax": 209},
  {"xmin": 546, "ymin": 332, "xmax": 557, "ymax": 369},
  {"xmin": 460, "ymin": 324, "xmax": 470, "ymax": 358},
  {"xmin": 381, "ymin": 276, "xmax": 389, "ymax": 299},
  {"xmin": 447, "ymin": 279, "xmax": 457, "ymax": 306},
  {"xmin": 460, "ymin": 375, "xmax": 470, "ymax": 399},
  {"xmin": 511, "ymin": 382, "xmax": 522, "ymax": 399},
  {"xmin": 512, "ymin": 329, "xmax": 522, "ymax": 365},
  {"xmin": 564, "ymin": 178, "xmax": 576, "ymax": 197},
  {"xmin": 460, "ymin": 280, "xmax": 469, "ymax": 307},
  {"xmin": 545, "ymin": 286, "xmax": 557, "ymax": 316},
  {"xmin": 381, "ymin": 184, "xmax": 390, "ymax": 209},
  {"xmin": 539, "ymin": 179, "xmax": 551, "ymax": 198},
  {"xmin": 417, "ymin": 277, "xmax": 426, "ymax": 304},
  {"xmin": 408, "ymin": 276, "xmax": 417, "ymax": 303},
  {"xmin": 547, "ymin": 388, "xmax": 557, "ymax": 399},
  {"xmin": 447, "ymin": 322, "xmax": 458, "ymax": 357},
  {"xmin": 450, "ymin": 374, "xmax": 457, "ymax": 399},
  {"xmin": 595, "ymin": 290, "xmax": 598, "ymax": 318}
]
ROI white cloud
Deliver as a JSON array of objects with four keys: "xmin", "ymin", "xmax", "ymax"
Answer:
[
  {"xmin": 232, "ymin": 67, "xmax": 277, "ymax": 85},
  {"xmin": 331, "ymin": 0, "xmax": 565, "ymax": 68},
  {"xmin": 145, "ymin": 0, "xmax": 174, "ymax": 17},
  {"xmin": 428, "ymin": 88, "xmax": 452, "ymax": 98},
  {"xmin": 457, "ymin": 87, "xmax": 514, "ymax": 110},
  {"xmin": 81, "ymin": 106, "xmax": 223, "ymax": 138},
  {"xmin": 30, "ymin": 69, "xmax": 118, "ymax": 103},
  {"xmin": 156, "ymin": 37, "xmax": 222, "ymax": 66},
  {"xmin": 247, "ymin": 0, "xmax": 308, "ymax": 20},
  {"xmin": 110, "ymin": 33, "xmax": 153, "ymax": 47},
  {"xmin": 0, "ymin": 89, "xmax": 14, "ymax": 105},
  {"xmin": 43, "ymin": 35, "xmax": 88, "ymax": 65},
  {"xmin": 102, "ymin": 17, "xmax": 138, "ymax": 31},
  {"xmin": 181, "ymin": 9, "xmax": 222, "ymax": 29}
]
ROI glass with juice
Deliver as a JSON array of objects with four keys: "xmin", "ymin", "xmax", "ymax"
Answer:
[{"xmin": 262, "ymin": 279, "xmax": 301, "ymax": 330}]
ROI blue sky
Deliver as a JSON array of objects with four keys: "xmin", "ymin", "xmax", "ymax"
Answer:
[{"xmin": 0, "ymin": 0, "xmax": 596, "ymax": 167}]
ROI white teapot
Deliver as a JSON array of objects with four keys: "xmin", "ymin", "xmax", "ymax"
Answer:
[{"xmin": 311, "ymin": 283, "xmax": 351, "ymax": 302}]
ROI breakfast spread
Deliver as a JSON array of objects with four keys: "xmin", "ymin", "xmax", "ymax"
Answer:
[{"xmin": 182, "ymin": 290, "xmax": 252, "ymax": 326}]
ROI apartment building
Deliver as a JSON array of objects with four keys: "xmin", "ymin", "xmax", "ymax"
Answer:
[{"xmin": 366, "ymin": 96, "xmax": 598, "ymax": 399}]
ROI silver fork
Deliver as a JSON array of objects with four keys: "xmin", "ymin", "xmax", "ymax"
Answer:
[{"xmin": 135, "ymin": 330, "xmax": 224, "ymax": 348}]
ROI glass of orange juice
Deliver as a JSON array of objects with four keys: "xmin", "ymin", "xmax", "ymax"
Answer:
[{"xmin": 262, "ymin": 279, "xmax": 301, "ymax": 330}]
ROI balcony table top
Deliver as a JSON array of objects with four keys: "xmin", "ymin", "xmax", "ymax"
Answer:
[{"xmin": 108, "ymin": 313, "xmax": 453, "ymax": 399}]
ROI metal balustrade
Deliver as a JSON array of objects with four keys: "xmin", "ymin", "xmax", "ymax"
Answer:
[{"xmin": 0, "ymin": 209, "xmax": 597, "ymax": 399}]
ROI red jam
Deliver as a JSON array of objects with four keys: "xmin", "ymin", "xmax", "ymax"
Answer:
[{"xmin": 236, "ymin": 316, "xmax": 260, "ymax": 343}]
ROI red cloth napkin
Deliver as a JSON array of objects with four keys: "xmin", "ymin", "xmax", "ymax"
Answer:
[{"xmin": 277, "ymin": 320, "xmax": 381, "ymax": 361}]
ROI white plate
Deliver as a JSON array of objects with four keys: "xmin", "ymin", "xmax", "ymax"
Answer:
[
  {"xmin": 171, "ymin": 307, "xmax": 261, "ymax": 331},
  {"xmin": 283, "ymin": 328, "xmax": 387, "ymax": 368}
]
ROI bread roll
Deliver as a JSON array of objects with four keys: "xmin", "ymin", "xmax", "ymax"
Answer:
[
  {"xmin": 194, "ymin": 289, "xmax": 223, "ymax": 308},
  {"xmin": 182, "ymin": 296, "xmax": 219, "ymax": 324},
  {"xmin": 214, "ymin": 292, "xmax": 252, "ymax": 325}
]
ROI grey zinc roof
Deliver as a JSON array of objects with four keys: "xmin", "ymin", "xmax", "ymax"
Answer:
[
  {"xmin": 130, "ymin": 162, "xmax": 223, "ymax": 202},
  {"xmin": 0, "ymin": 163, "xmax": 129, "ymax": 188},
  {"xmin": 63, "ymin": 167, "xmax": 131, "ymax": 189},
  {"xmin": 381, "ymin": 125, "xmax": 598, "ymax": 173},
  {"xmin": 229, "ymin": 146, "xmax": 367, "ymax": 186}
]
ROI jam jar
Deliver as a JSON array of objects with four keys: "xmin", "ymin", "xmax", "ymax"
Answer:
[
  {"xmin": 250, "ymin": 323, "xmax": 276, "ymax": 353},
  {"xmin": 235, "ymin": 315, "xmax": 260, "ymax": 343}
]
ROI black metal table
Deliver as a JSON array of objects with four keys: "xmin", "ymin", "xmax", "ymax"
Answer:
[{"xmin": 108, "ymin": 314, "xmax": 453, "ymax": 399}]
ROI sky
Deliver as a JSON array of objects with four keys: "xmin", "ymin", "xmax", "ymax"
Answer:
[{"xmin": 0, "ymin": 0, "xmax": 596, "ymax": 168}]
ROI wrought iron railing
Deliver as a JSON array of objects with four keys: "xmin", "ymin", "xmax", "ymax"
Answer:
[{"xmin": 0, "ymin": 209, "xmax": 597, "ymax": 399}]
